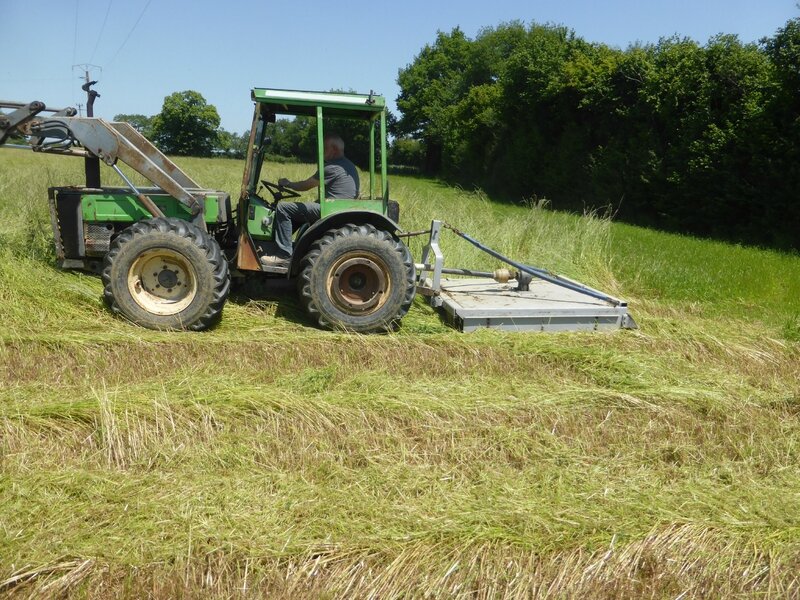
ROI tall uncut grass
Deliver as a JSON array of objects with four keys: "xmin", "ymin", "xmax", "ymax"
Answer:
[{"xmin": 1, "ymin": 149, "xmax": 799, "ymax": 598}]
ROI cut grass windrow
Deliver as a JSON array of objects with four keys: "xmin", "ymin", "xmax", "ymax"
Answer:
[{"xmin": 1, "ymin": 149, "xmax": 799, "ymax": 597}]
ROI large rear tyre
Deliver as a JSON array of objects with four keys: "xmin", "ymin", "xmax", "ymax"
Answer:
[
  {"xmin": 298, "ymin": 223, "xmax": 416, "ymax": 333},
  {"xmin": 102, "ymin": 217, "xmax": 230, "ymax": 331}
]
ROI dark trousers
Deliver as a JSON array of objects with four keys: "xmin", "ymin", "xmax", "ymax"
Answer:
[{"xmin": 274, "ymin": 201, "xmax": 321, "ymax": 257}]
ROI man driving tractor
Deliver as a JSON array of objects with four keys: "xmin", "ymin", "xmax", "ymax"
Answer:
[{"xmin": 261, "ymin": 133, "xmax": 359, "ymax": 268}]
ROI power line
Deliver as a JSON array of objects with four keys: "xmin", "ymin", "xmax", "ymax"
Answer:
[
  {"xmin": 89, "ymin": 0, "xmax": 114, "ymax": 65},
  {"xmin": 105, "ymin": 0, "xmax": 153, "ymax": 67}
]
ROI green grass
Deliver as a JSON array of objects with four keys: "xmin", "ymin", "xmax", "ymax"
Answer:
[{"xmin": 1, "ymin": 149, "xmax": 799, "ymax": 598}]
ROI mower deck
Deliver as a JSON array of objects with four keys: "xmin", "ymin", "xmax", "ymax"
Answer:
[{"xmin": 436, "ymin": 277, "xmax": 636, "ymax": 332}]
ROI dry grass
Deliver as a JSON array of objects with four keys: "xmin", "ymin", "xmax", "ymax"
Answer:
[
  {"xmin": 1, "ymin": 149, "xmax": 799, "ymax": 598},
  {"xmin": 2, "ymin": 528, "xmax": 798, "ymax": 598}
]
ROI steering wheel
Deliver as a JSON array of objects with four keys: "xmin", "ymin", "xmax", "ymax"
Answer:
[{"xmin": 260, "ymin": 179, "xmax": 302, "ymax": 203}]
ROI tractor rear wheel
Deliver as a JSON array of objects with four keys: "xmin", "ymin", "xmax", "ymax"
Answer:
[
  {"xmin": 298, "ymin": 223, "xmax": 416, "ymax": 332},
  {"xmin": 102, "ymin": 217, "xmax": 230, "ymax": 331}
]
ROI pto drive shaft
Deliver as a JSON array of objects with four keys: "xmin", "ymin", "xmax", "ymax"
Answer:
[{"xmin": 414, "ymin": 264, "xmax": 533, "ymax": 291}]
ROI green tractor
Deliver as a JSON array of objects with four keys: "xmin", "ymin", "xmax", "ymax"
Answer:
[{"xmin": 1, "ymin": 89, "xmax": 416, "ymax": 333}]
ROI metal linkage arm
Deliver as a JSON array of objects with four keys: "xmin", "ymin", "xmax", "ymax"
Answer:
[
  {"xmin": 29, "ymin": 116, "xmax": 203, "ymax": 218},
  {"xmin": 415, "ymin": 220, "xmax": 446, "ymax": 306},
  {"xmin": 0, "ymin": 101, "xmax": 76, "ymax": 145},
  {"xmin": 2, "ymin": 101, "xmax": 206, "ymax": 228}
]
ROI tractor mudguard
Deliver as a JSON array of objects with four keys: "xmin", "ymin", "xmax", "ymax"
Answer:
[{"xmin": 290, "ymin": 210, "xmax": 401, "ymax": 277}]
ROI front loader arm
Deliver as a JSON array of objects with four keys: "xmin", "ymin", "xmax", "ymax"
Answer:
[
  {"xmin": 34, "ymin": 117, "xmax": 203, "ymax": 215},
  {"xmin": 1, "ymin": 101, "xmax": 205, "ymax": 226},
  {"xmin": 0, "ymin": 100, "xmax": 76, "ymax": 145}
]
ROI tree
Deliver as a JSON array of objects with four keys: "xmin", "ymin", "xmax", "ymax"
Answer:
[
  {"xmin": 394, "ymin": 19, "xmax": 799, "ymax": 249},
  {"xmin": 265, "ymin": 117, "xmax": 315, "ymax": 160},
  {"xmin": 216, "ymin": 129, "xmax": 249, "ymax": 158},
  {"xmin": 757, "ymin": 18, "xmax": 800, "ymax": 247},
  {"xmin": 396, "ymin": 27, "xmax": 474, "ymax": 172},
  {"xmin": 113, "ymin": 113, "xmax": 153, "ymax": 138},
  {"xmin": 389, "ymin": 137, "xmax": 425, "ymax": 168},
  {"xmin": 150, "ymin": 91, "xmax": 220, "ymax": 157},
  {"xmin": 483, "ymin": 22, "xmax": 580, "ymax": 200}
]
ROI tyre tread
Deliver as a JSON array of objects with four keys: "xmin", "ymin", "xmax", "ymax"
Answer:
[
  {"xmin": 101, "ymin": 217, "xmax": 230, "ymax": 331},
  {"xmin": 297, "ymin": 223, "xmax": 415, "ymax": 332}
]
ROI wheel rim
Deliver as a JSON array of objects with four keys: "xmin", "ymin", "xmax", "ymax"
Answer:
[
  {"xmin": 327, "ymin": 252, "xmax": 391, "ymax": 315},
  {"xmin": 127, "ymin": 249, "xmax": 198, "ymax": 315}
]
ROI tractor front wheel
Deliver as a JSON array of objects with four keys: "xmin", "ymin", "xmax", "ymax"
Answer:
[
  {"xmin": 102, "ymin": 218, "xmax": 230, "ymax": 331},
  {"xmin": 298, "ymin": 223, "xmax": 416, "ymax": 332}
]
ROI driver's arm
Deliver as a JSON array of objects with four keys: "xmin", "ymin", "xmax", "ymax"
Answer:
[{"xmin": 279, "ymin": 176, "xmax": 319, "ymax": 192}]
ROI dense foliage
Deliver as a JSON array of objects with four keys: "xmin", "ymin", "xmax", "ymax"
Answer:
[
  {"xmin": 264, "ymin": 115, "xmax": 381, "ymax": 170},
  {"xmin": 148, "ymin": 91, "xmax": 221, "ymax": 157},
  {"xmin": 395, "ymin": 20, "xmax": 800, "ymax": 250},
  {"xmin": 114, "ymin": 100, "xmax": 248, "ymax": 159},
  {"xmin": 111, "ymin": 113, "xmax": 153, "ymax": 138}
]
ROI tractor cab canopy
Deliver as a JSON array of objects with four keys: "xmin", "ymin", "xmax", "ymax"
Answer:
[
  {"xmin": 243, "ymin": 88, "xmax": 388, "ymax": 202},
  {"xmin": 251, "ymin": 88, "xmax": 386, "ymax": 120}
]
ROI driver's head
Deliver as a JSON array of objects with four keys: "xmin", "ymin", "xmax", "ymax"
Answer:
[{"xmin": 323, "ymin": 134, "xmax": 345, "ymax": 160}]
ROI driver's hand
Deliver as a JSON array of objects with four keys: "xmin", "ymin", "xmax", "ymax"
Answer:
[{"xmin": 278, "ymin": 178, "xmax": 290, "ymax": 188}]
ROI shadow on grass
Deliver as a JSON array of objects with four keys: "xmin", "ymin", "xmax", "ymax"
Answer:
[
  {"xmin": 228, "ymin": 274, "xmax": 311, "ymax": 328},
  {"xmin": 226, "ymin": 273, "xmax": 453, "ymax": 335}
]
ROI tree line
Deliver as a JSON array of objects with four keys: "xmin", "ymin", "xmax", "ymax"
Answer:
[
  {"xmin": 116, "ymin": 18, "xmax": 798, "ymax": 250},
  {"xmin": 393, "ymin": 19, "xmax": 800, "ymax": 250}
]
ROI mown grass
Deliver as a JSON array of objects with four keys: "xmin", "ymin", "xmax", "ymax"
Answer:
[{"xmin": 1, "ymin": 149, "xmax": 799, "ymax": 598}]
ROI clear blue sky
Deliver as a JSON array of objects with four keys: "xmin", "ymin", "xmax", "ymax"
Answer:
[{"xmin": 3, "ymin": 0, "xmax": 797, "ymax": 133}]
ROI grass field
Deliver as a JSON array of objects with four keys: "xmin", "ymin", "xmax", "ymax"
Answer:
[{"xmin": 1, "ymin": 149, "xmax": 799, "ymax": 598}]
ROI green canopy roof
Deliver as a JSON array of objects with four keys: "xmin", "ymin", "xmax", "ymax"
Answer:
[{"xmin": 251, "ymin": 88, "xmax": 386, "ymax": 119}]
